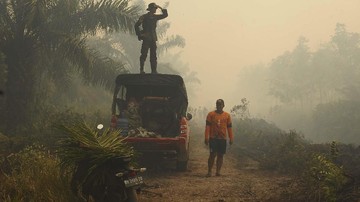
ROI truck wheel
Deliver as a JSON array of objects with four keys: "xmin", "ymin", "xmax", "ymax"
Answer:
[{"xmin": 176, "ymin": 160, "xmax": 188, "ymax": 171}]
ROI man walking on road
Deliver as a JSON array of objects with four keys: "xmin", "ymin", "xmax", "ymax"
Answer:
[
  {"xmin": 134, "ymin": 2, "xmax": 168, "ymax": 74},
  {"xmin": 205, "ymin": 99, "xmax": 234, "ymax": 177}
]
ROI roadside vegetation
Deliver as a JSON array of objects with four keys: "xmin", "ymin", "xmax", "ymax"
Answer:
[
  {"xmin": 1, "ymin": 110, "xmax": 360, "ymax": 201},
  {"xmin": 0, "ymin": 144, "xmax": 76, "ymax": 201},
  {"xmin": 0, "ymin": 118, "xmax": 137, "ymax": 201},
  {"xmin": 232, "ymin": 118, "xmax": 359, "ymax": 201},
  {"xmin": 228, "ymin": 100, "xmax": 360, "ymax": 202}
]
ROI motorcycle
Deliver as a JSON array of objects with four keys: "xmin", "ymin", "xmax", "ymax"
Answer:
[
  {"xmin": 115, "ymin": 158, "xmax": 146, "ymax": 202},
  {"xmin": 72, "ymin": 156, "xmax": 146, "ymax": 202}
]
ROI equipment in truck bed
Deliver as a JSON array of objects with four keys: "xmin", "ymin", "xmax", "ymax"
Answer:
[{"xmin": 110, "ymin": 74, "xmax": 191, "ymax": 171}]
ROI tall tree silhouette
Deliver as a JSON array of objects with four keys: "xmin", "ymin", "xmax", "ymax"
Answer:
[
  {"xmin": 269, "ymin": 37, "xmax": 312, "ymax": 106},
  {"xmin": 0, "ymin": 0, "xmax": 139, "ymax": 134}
]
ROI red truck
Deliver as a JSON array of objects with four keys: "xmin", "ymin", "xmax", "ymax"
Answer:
[{"xmin": 111, "ymin": 74, "xmax": 191, "ymax": 171}]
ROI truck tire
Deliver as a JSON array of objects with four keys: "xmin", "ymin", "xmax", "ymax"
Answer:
[{"xmin": 177, "ymin": 141, "xmax": 190, "ymax": 171}]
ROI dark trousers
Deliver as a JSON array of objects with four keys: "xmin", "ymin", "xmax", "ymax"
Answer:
[
  {"xmin": 209, "ymin": 138, "xmax": 227, "ymax": 154},
  {"xmin": 140, "ymin": 39, "xmax": 157, "ymax": 73}
]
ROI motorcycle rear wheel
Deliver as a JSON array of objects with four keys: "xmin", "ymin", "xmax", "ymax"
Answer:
[{"xmin": 125, "ymin": 188, "xmax": 138, "ymax": 202}]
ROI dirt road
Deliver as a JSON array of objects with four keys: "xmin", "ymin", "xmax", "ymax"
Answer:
[{"xmin": 137, "ymin": 128, "xmax": 293, "ymax": 202}]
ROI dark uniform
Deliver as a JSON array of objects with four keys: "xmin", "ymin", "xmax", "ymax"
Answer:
[{"xmin": 134, "ymin": 4, "xmax": 168, "ymax": 74}]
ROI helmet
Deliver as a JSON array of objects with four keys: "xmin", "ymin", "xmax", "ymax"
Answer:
[{"xmin": 146, "ymin": 3, "xmax": 158, "ymax": 11}]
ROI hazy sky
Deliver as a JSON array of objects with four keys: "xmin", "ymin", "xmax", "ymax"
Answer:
[{"xmin": 143, "ymin": 0, "xmax": 360, "ymax": 109}]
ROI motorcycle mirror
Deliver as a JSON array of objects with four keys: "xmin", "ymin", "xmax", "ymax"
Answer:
[{"xmin": 97, "ymin": 124, "xmax": 104, "ymax": 130}]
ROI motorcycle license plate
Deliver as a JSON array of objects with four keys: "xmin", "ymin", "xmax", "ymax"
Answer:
[{"xmin": 124, "ymin": 176, "xmax": 143, "ymax": 188}]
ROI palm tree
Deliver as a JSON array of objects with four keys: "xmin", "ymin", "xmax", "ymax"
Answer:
[{"xmin": 0, "ymin": 0, "xmax": 140, "ymax": 134}]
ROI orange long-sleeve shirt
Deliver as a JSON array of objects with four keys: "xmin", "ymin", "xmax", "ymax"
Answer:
[{"xmin": 205, "ymin": 111, "xmax": 234, "ymax": 141}]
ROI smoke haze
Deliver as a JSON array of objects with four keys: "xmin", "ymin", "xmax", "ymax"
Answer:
[{"xmin": 145, "ymin": 0, "xmax": 360, "ymax": 109}]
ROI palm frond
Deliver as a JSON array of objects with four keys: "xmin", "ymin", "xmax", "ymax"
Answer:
[
  {"xmin": 55, "ymin": 35, "xmax": 128, "ymax": 90},
  {"xmin": 0, "ymin": 1, "xmax": 11, "ymax": 37},
  {"xmin": 156, "ymin": 22, "xmax": 170, "ymax": 39},
  {"xmin": 74, "ymin": 0, "xmax": 140, "ymax": 34},
  {"xmin": 85, "ymin": 51, "xmax": 129, "ymax": 90},
  {"xmin": 158, "ymin": 35, "xmax": 186, "ymax": 55},
  {"xmin": 56, "ymin": 120, "xmax": 135, "ymax": 171}
]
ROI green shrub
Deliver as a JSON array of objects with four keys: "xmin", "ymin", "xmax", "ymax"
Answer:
[
  {"xmin": 300, "ymin": 154, "xmax": 349, "ymax": 202},
  {"xmin": 0, "ymin": 145, "xmax": 77, "ymax": 201},
  {"xmin": 221, "ymin": 116, "xmax": 359, "ymax": 200},
  {"xmin": 233, "ymin": 118, "xmax": 310, "ymax": 174},
  {"xmin": 258, "ymin": 130, "xmax": 311, "ymax": 174},
  {"xmin": 312, "ymin": 100, "xmax": 360, "ymax": 145}
]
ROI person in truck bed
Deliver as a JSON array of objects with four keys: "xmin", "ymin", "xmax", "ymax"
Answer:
[
  {"xmin": 204, "ymin": 99, "xmax": 234, "ymax": 177},
  {"xmin": 126, "ymin": 97, "xmax": 142, "ymax": 129}
]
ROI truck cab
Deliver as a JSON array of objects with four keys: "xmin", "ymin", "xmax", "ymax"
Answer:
[{"xmin": 111, "ymin": 74, "xmax": 191, "ymax": 171}]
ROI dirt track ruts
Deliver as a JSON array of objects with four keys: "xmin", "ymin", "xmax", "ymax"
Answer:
[{"xmin": 137, "ymin": 127, "xmax": 293, "ymax": 202}]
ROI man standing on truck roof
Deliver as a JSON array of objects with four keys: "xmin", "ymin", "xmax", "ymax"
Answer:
[
  {"xmin": 204, "ymin": 99, "xmax": 234, "ymax": 177},
  {"xmin": 134, "ymin": 2, "xmax": 168, "ymax": 74}
]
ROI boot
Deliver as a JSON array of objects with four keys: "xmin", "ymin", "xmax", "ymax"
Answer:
[
  {"xmin": 140, "ymin": 61, "xmax": 145, "ymax": 74},
  {"xmin": 151, "ymin": 63, "xmax": 157, "ymax": 74},
  {"xmin": 151, "ymin": 68, "xmax": 158, "ymax": 74}
]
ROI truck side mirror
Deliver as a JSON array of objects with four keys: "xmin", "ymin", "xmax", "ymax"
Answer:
[{"xmin": 186, "ymin": 113, "xmax": 192, "ymax": 121}]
